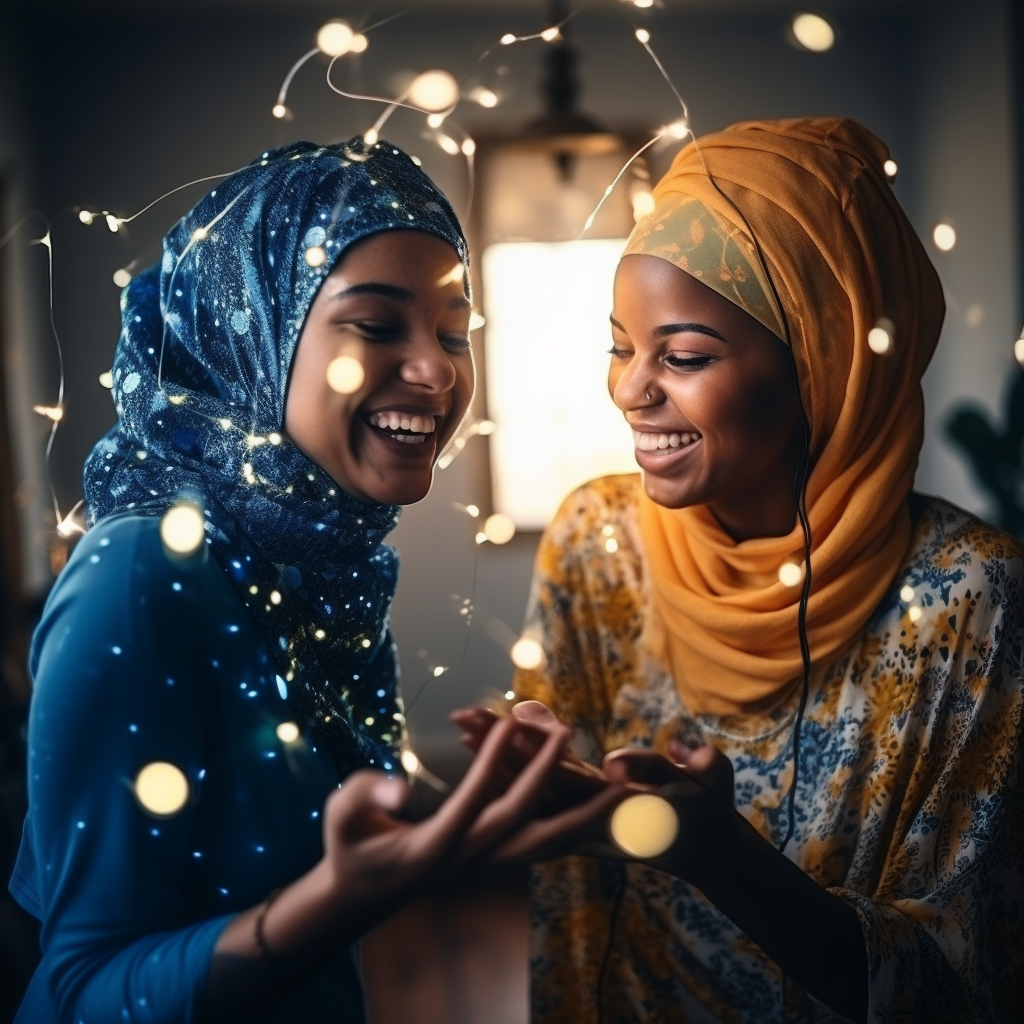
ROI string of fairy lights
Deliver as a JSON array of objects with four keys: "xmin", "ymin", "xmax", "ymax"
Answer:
[{"xmin": 5, "ymin": 0, "xmax": 1022, "ymax": 851}]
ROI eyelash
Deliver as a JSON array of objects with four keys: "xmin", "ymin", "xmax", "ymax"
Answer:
[
  {"xmin": 607, "ymin": 346, "xmax": 714, "ymax": 371},
  {"xmin": 352, "ymin": 321, "xmax": 471, "ymax": 353}
]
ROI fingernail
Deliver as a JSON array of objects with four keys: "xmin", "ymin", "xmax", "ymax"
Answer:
[{"xmin": 374, "ymin": 779, "xmax": 407, "ymax": 810}]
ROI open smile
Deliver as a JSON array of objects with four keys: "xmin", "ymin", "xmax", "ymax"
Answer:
[
  {"xmin": 632, "ymin": 428, "xmax": 702, "ymax": 453},
  {"xmin": 367, "ymin": 410, "xmax": 440, "ymax": 446}
]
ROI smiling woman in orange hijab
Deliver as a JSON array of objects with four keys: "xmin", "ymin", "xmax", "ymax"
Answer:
[{"xmin": 506, "ymin": 118, "xmax": 1024, "ymax": 1023}]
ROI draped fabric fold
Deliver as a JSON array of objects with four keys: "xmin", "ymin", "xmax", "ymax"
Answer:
[{"xmin": 627, "ymin": 118, "xmax": 945, "ymax": 714}]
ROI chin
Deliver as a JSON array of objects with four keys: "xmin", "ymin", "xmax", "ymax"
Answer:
[{"xmin": 641, "ymin": 475, "xmax": 694, "ymax": 511}]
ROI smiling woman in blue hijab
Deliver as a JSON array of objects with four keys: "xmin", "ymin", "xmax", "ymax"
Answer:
[{"xmin": 8, "ymin": 138, "xmax": 617, "ymax": 1024}]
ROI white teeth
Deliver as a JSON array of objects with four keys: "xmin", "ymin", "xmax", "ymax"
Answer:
[
  {"xmin": 370, "ymin": 411, "xmax": 437, "ymax": 435},
  {"xmin": 632, "ymin": 429, "xmax": 701, "ymax": 452}
]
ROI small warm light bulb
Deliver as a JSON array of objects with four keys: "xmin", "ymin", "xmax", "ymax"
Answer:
[
  {"xmin": 276, "ymin": 721, "xmax": 300, "ymax": 743},
  {"xmin": 432, "ymin": 665, "xmax": 447, "ymax": 678},
  {"xmin": 105, "ymin": 214, "xmax": 120, "ymax": 233},
  {"xmin": 632, "ymin": 190, "xmax": 655, "ymax": 220},
  {"xmin": 135, "ymin": 761, "xmax": 189, "ymax": 817},
  {"xmin": 505, "ymin": 690, "xmax": 516, "ymax": 700},
  {"xmin": 350, "ymin": 33, "xmax": 368, "ymax": 54},
  {"xmin": 317, "ymin": 19, "xmax": 354, "ymax": 57},
  {"xmin": 604, "ymin": 537, "xmax": 619, "ymax": 553},
  {"xmin": 425, "ymin": 113, "xmax": 446, "ymax": 129},
  {"xmin": 475, "ymin": 419, "xmax": 496, "ymax": 436},
  {"xmin": 933, "ymin": 223, "xmax": 957, "ymax": 252},
  {"xmin": 436, "ymin": 134, "xmax": 461, "ymax": 157},
  {"xmin": 191, "ymin": 227, "xmax": 208, "ymax": 243},
  {"xmin": 112, "ymin": 268, "xmax": 132, "ymax": 288},
  {"xmin": 470, "ymin": 86, "xmax": 498, "ymax": 108},
  {"xmin": 908, "ymin": 605, "xmax": 923, "ymax": 623},
  {"xmin": 98, "ymin": 371, "xmax": 114, "ymax": 389},
  {"xmin": 270, "ymin": 590, "xmax": 282, "ymax": 605},
  {"xmin": 363, "ymin": 128, "xmax": 379, "ymax": 146},
  {"xmin": 78, "ymin": 210, "xmax": 94, "ymax": 225},
  {"xmin": 664, "ymin": 119, "xmax": 690, "ymax": 140},
  {"xmin": 408, "ymin": 69, "xmax": 460, "ymax": 112},
  {"xmin": 160, "ymin": 503, "xmax": 205, "ymax": 556},
  {"xmin": 778, "ymin": 561, "xmax": 803, "ymax": 587},
  {"xmin": 868, "ymin": 316, "xmax": 895, "ymax": 355},
  {"xmin": 510, "ymin": 637, "xmax": 544, "ymax": 670},
  {"xmin": 791, "ymin": 12, "xmax": 836, "ymax": 52},
  {"xmin": 305, "ymin": 245, "xmax": 327, "ymax": 267},
  {"xmin": 461, "ymin": 138, "xmax": 477, "ymax": 156},
  {"xmin": 464, "ymin": 504, "xmax": 480, "ymax": 517},
  {"xmin": 1014, "ymin": 329, "xmax": 1024, "ymax": 367},
  {"xmin": 609, "ymin": 793, "xmax": 679, "ymax": 858},
  {"xmin": 500, "ymin": 33, "xmax": 517, "ymax": 45},
  {"xmin": 483, "ymin": 513, "xmax": 516, "ymax": 545},
  {"xmin": 899, "ymin": 584, "xmax": 915, "ymax": 603},
  {"xmin": 272, "ymin": 103, "xmax": 288, "ymax": 119},
  {"xmin": 541, "ymin": 26, "xmax": 561, "ymax": 42},
  {"xmin": 635, "ymin": 28, "xmax": 651, "ymax": 44},
  {"xmin": 883, "ymin": 158, "xmax": 898, "ymax": 179},
  {"xmin": 33, "ymin": 404, "xmax": 64, "ymax": 422},
  {"xmin": 326, "ymin": 355, "xmax": 365, "ymax": 394},
  {"xmin": 400, "ymin": 749, "xmax": 421, "ymax": 774}
]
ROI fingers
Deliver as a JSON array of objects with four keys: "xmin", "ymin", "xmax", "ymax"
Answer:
[
  {"xmin": 487, "ymin": 783, "xmax": 627, "ymax": 867},
  {"xmin": 324, "ymin": 771, "xmax": 408, "ymax": 843},
  {"xmin": 459, "ymin": 719, "xmax": 574, "ymax": 859},
  {"xmin": 510, "ymin": 700, "xmax": 560, "ymax": 726},
  {"xmin": 602, "ymin": 748, "xmax": 686, "ymax": 787}
]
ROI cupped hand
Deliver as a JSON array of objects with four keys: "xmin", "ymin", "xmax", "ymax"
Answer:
[
  {"xmin": 601, "ymin": 741, "xmax": 739, "ymax": 886},
  {"xmin": 450, "ymin": 701, "xmax": 608, "ymax": 809},
  {"xmin": 319, "ymin": 715, "xmax": 623, "ymax": 934}
]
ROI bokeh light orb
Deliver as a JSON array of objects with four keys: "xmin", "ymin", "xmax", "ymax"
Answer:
[
  {"xmin": 933, "ymin": 223, "xmax": 957, "ymax": 252},
  {"xmin": 112, "ymin": 268, "xmax": 132, "ymax": 288},
  {"xmin": 510, "ymin": 637, "xmax": 544, "ymax": 670},
  {"xmin": 899, "ymin": 584, "xmax": 915, "ymax": 603},
  {"xmin": 317, "ymin": 19, "xmax": 354, "ymax": 57},
  {"xmin": 609, "ymin": 793, "xmax": 679, "ymax": 858},
  {"xmin": 305, "ymin": 245, "xmax": 327, "ymax": 267},
  {"xmin": 868, "ymin": 317, "xmax": 895, "ymax": 355},
  {"xmin": 483, "ymin": 513, "xmax": 516, "ymax": 545},
  {"xmin": 883, "ymin": 158, "xmax": 898, "ymax": 179},
  {"xmin": 160, "ymin": 503, "xmax": 205, "ymax": 556},
  {"xmin": 276, "ymin": 721, "xmax": 300, "ymax": 743},
  {"xmin": 400, "ymin": 749, "xmax": 421, "ymax": 774},
  {"xmin": 778, "ymin": 561, "xmax": 803, "ymax": 587},
  {"xmin": 790, "ymin": 12, "xmax": 835, "ymax": 52},
  {"xmin": 408, "ymin": 69, "xmax": 460, "ymax": 112},
  {"xmin": 326, "ymin": 355, "xmax": 365, "ymax": 394},
  {"xmin": 134, "ymin": 761, "xmax": 189, "ymax": 817}
]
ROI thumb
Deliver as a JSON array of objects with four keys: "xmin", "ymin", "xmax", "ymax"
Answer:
[
  {"xmin": 325, "ymin": 770, "xmax": 409, "ymax": 837},
  {"xmin": 511, "ymin": 700, "xmax": 560, "ymax": 726}
]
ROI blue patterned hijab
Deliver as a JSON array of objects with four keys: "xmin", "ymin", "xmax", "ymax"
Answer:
[{"xmin": 84, "ymin": 138, "xmax": 470, "ymax": 775}]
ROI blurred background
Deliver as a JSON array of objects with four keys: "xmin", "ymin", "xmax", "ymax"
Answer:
[{"xmin": 0, "ymin": 1, "xmax": 1019, "ymax": 1021}]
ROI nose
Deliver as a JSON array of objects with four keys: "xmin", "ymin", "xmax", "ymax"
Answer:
[
  {"xmin": 609, "ymin": 354, "xmax": 655, "ymax": 412},
  {"xmin": 400, "ymin": 331, "xmax": 458, "ymax": 392}
]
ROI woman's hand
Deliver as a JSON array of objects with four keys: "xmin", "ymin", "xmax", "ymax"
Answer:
[
  {"xmin": 451, "ymin": 701, "xmax": 609, "ymax": 809},
  {"xmin": 601, "ymin": 742, "xmax": 740, "ymax": 888}
]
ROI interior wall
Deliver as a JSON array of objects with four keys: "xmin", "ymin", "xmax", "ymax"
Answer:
[{"xmin": 3, "ymin": 0, "xmax": 1016, "ymax": 772}]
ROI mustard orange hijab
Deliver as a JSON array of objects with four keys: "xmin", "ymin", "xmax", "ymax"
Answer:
[{"xmin": 625, "ymin": 118, "xmax": 944, "ymax": 715}]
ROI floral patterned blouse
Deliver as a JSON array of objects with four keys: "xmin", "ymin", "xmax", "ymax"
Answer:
[{"xmin": 513, "ymin": 475, "xmax": 1024, "ymax": 1023}]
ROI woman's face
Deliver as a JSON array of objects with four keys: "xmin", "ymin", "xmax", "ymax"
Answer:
[
  {"xmin": 284, "ymin": 230, "xmax": 474, "ymax": 505},
  {"xmin": 609, "ymin": 253, "xmax": 806, "ymax": 540}
]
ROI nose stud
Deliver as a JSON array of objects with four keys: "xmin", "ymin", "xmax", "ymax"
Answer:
[{"xmin": 645, "ymin": 388, "xmax": 652, "ymax": 401}]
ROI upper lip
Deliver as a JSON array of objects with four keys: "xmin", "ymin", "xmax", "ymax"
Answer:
[{"xmin": 627, "ymin": 420, "xmax": 700, "ymax": 435}]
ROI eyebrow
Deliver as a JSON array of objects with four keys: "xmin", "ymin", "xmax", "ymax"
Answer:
[
  {"xmin": 609, "ymin": 315, "xmax": 727, "ymax": 342},
  {"xmin": 328, "ymin": 282, "xmax": 472, "ymax": 313}
]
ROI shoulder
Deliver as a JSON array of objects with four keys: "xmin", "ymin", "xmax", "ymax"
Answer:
[
  {"xmin": 31, "ymin": 513, "xmax": 233, "ymax": 678},
  {"xmin": 546, "ymin": 474, "xmax": 642, "ymax": 541},
  {"xmin": 906, "ymin": 494, "xmax": 1024, "ymax": 598}
]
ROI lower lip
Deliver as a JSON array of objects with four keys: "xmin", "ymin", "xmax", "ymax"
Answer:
[
  {"xmin": 634, "ymin": 437, "xmax": 701, "ymax": 473},
  {"xmin": 365, "ymin": 422, "xmax": 440, "ymax": 461}
]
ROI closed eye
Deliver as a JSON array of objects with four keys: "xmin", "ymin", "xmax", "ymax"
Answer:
[{"xmin": 665, "ymin": 354, "xmax": 715, "ymax": 370}]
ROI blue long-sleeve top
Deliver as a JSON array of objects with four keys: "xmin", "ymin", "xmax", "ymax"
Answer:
[{"xmin": 10, "ymin": 513, "xmax": 386, "ymax": 1023}]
